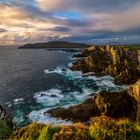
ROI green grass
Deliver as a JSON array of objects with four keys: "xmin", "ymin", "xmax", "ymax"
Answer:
[
  {"xmin": 10, "ymin": 116, "xmax": 140, "ymax": 140},
  {"xmin": 0, "ymin": 119, "xmax": 12, "ymax": 139},
  {"xmin": 10, "ymin": 123, "xmax": 60, "ymax": 140},
  {"xmin": 38, "ymin": 125, "xmax": 60, "ymax": 140},
  {"xmin": 89, "ymin": 116, "xmax": 140, "ymax": 140},
  {"xmin": 122, "ymin": 44, "xmax": 140, "ymax": 50}
]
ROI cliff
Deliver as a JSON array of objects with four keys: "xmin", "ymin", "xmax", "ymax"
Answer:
[
  {"xmin": 72, "ymin": 45, "xmax": 140, "ymax": 85},
  {"xmin": 9, "ymin": 80, "xmax": 140, "ymax": 140},
  {"xmin": 3, "ymin": 45, "xmax": 140, "ymax": 140},
  {"xmin": 48, "ymin": 80, "xmax": 140, "ymax": 123},
  {"xmin": 18, "ymin": 41, "xmax": 90, "ymax": 49}
]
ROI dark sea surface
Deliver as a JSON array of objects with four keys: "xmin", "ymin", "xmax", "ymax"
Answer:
[{"xmin": 0, "ymin": 46, "xmax": 126, "ymax": 126}]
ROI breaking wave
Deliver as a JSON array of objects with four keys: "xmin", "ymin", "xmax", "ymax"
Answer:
[{"xmin": 28, "ymin": 67, "xmax": 127, "ymax": 124}]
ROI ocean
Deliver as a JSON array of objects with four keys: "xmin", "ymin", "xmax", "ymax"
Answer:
[{"xmin": 0, "ymin": 46, "xmax": 126, "ymax": 126}]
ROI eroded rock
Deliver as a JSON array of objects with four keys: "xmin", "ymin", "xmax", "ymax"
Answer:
[
  {"xmin": 48, "ymin": 80, "xmax": 140, "ymax": 123},
  {"xmin": 71, "ymin": 45, "xmax": 140, "ymax": 84}
]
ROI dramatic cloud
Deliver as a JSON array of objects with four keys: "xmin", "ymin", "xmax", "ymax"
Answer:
[
  {"xmin": 36, "ymin": 0, "xmax": 139, "ymax": 12},
  {"xmin": 0, "ymin": 28, "xmax": 7, "ymax": 33},
  {"xmin": 0, "ymin": 0, "xmax": 140, "ymax": 45}
]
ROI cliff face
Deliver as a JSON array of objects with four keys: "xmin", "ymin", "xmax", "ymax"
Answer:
[
  {"xmin": 128, "ymin": 80, "xmax": 140, "ymax": 122},
  {"xmin": 138, "ymin": 50, "xmax": 140, "ymax": 68},
  {"xmin": 72, "ymin": 45, "xmax": 140, "ymax": 84},
  {"xmin": 48, "ymin": 80, "xmax": 140, "ymax": 123}
]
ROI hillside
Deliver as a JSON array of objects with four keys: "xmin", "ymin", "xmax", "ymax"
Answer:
[{"xmin": 18, "ymin": 41, "xmax": 90, "ymax": 49}]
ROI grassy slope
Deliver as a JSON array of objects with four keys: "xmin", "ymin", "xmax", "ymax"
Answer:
[
  {"xmin": 10, "ymin": 116, "xmax": 140, "ymax": 140},
  {"xmin": 0, "ymin": 119, "xmax": 12, "ymax": 139},
  {"xmin": 121, "ymin": 44, "xmax": 140, "ymax": 50}
]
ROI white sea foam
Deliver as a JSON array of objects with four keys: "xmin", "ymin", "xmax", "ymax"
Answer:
[
  {"xmin": 44, "ymin": 67, "xmax": 63, "ymax": 74},
  {"xmin": 14, "ymin": 98, "xmax": 24, "ymax": 102},
  {"xmin": 68, "ymin": 62, "xmax": 73, "ymax": 68},
  {"xmin": 34, "ymin": 89, "xmax": 63, "ymax": 106},
  {"xmin": 29, "ymin": 67, "xmax": 127, "ymax": 124},
  {"xmin": 58, "ymin": 50, "xmax": 67, "ymax": 53},
  {"xmin": 69, "ymin": 57, "xmax": 77, "ymax": 60},
  {"xmin": 6, "ymin": 102, "xmax": 12, "ymax": 107},
  {"xmin": 34, "ymin": 87, "xmax": 94, "ymax": 107},
  {"xmin": 86, "ymin": 75, "xmax": 126, "ymax": 90},
  {"xmin": 44, "ymin": 67, "xmax": 82, "ymax": 79},
  {"xmin": 29, "ymin": 108, "xmax": 72, "ymax": 125},
  {"xmin": 30, "ymin": 86, "xmax": 95, "ymax": 124},
  {"xmin": 44, "ymin": 67, "xmax": 126, "ymax": 92}
]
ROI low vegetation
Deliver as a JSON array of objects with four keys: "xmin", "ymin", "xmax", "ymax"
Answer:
[
  {"xmin": 89, "ymin": 116, "xmax": 140, "ymax": 140},
  {"xmin": 124, "ymin": 44, "xmax": 140, "ymax": 50},
  {"xmin": 10, "ymin": 116, "xmax": 140, "ymax": 140},
  {"xmin": 0, "ymin": 119, "xmax": 12, "ymax": 140}
]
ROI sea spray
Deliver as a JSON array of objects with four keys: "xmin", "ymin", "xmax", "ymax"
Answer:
[{"xmin": 28, "ymin": 67, "xmax": 127, "ymax": 124}]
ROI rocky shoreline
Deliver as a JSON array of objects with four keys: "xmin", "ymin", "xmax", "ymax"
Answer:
[
  {"xmin": 48, "ymin": 45, "xmax": 140, "ymax": 123},
  {"xmin": 48, "ymin": 80, "xmax": 140, "ymax": 123},
  {"xmin": 71, "ymin": 45, "xmax": 140, "ymax": 85},
  {"xmin": 1, "ymin": 45, "xmax": 140, "ymax": 139}
]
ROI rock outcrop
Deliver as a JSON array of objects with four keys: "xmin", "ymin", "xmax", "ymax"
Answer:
[
  {"xmin": 128, "ymin": 80, "xmax": 140, "ymax": 122},
  {"xmin": 71, "ymin": 45, "xmax": 140, "ymax": 85},
  {"xmin": 0, "ymin": 105, "xmax": 15, "ymax": 139},
  {"xmin": 0, "ymin": 105, "xmax": 15, "ymax": 128},
  {"xmin": 48, "ymin": 80, "xmax": 140, "ymax": 123}
]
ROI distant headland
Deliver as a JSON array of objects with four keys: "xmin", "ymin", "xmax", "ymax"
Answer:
[{"xmin": 18, "ymin": 41, "xmax": 90, "ymax": 49}]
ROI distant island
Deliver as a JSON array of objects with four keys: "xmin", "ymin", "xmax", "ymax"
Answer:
[{"xmin": 18, "ymin": 41, "xmax": 90, "ymax": 49}]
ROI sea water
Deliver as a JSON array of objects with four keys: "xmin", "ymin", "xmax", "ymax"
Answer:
[{"xmin": 0, "ymin": 47, "xmax": 127, "ymax": 126}]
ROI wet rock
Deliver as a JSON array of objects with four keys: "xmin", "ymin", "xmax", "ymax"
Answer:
[
  {"xmin": 47, "ymin": 98, "xmax": 101, "ymax": 122},
  {"xmin": 48, "ymin": 80, "xmax": 140, "ymax": 123},
  {"xmin": 50, "ymin": 95, "xmax": 57, "ymax": 98}
]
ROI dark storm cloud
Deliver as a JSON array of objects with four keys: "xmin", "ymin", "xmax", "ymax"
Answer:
[{"xmin": 51, "ymin": 26, "xmax": 70, "ymax": 32}]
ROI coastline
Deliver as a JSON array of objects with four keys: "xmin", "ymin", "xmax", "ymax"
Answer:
[{"xmin": 0, "ymin": 44, "xmax": 140, "ymax": 139}]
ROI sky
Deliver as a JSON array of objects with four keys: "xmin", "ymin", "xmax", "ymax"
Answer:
[{"xmin": 0, "ymin": 0, "xmax": 140, "ymax": 45}]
